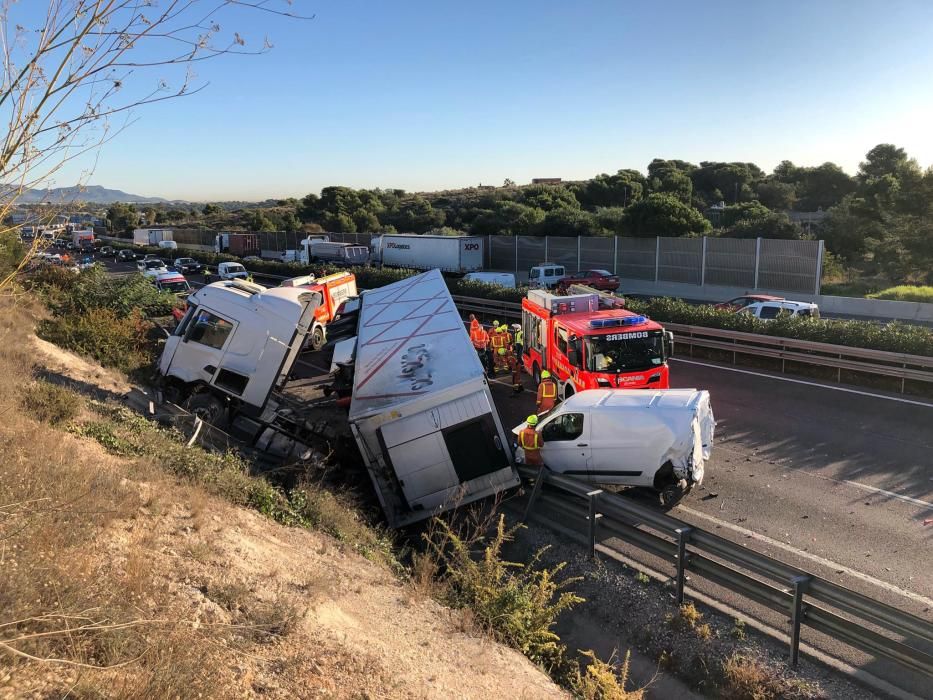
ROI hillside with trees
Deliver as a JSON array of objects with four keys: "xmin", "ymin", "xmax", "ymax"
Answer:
[{"xmin": 104, "ymin": 144, "xmax": 932, "ymax": 284}]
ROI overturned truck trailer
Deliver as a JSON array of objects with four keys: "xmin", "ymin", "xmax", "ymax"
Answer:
[{"xmin": 348, "ymin": 268, "xmax": 520, "ymax": 528}]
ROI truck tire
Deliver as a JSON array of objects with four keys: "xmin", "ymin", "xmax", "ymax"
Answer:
[
  {"xmin": 563, "ymin": 384, "xmax": 574, "ymax": 401},
  {"xmin": 532, "ymin": 363, "xmax": 541, "ymax": 386},
  {"xmin": 186, "ymin": 393, "xmax": 227, "ymax": 429},
  {"xmin": 309, "ymin": 325, "xmax": 326, "ymax": 352},
  {"xmin": 659, "ymin": 479, "xmax": 690, "ymax": 510}
]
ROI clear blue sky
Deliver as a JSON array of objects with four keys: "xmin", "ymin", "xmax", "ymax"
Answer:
[{"xmin": 50, "ymin": 0, "xmax": 933, "ymax": 201}]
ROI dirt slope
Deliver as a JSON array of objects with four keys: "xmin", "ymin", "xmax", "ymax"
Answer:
[{"xmin": 2, "ymin": 326, "xmax": 564, "ymax": 699}]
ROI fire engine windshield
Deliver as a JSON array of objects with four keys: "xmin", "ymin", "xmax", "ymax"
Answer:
[{"xmin": 585, "ymin": 330, "xmax": 664, "ymax": 373}]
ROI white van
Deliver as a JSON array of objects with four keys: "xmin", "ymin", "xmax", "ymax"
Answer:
[
  {"xmin": 158, "ymin": 240, "xmax": 178, "ymax": 251},
  {"xmin": 528, "ymin": 263, "xmax": 566, "ymax": 289},
  {"xmin": 738, "ymin": 300, "xmax": 820, "ymax": 320},
  {"xmin": 462, "ymin": 271, "xmax": 517, "ymax": 288},
  {"xmin": 217, "ymin": 261, "xmax": 250, "ymax": 280},
  {"xmin": 513, "ymin": 388, "xmax": 715, "ymax": 506}
]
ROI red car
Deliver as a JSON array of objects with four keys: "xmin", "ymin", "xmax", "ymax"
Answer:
[
  {"xmin": 557, "ymin": 269, "xmax": 620, "ymax": 293},
  {"xmin": 714, "ymin": 294, "xmax": 784, "ymax": 311}
]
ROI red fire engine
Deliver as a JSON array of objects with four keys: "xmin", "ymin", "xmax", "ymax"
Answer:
[
  {"xmin": 281, "ymin": 271, "xmax": 358, "ymax": 350},
  {"xmin": 521, "ymin": 287, "xmax": 674, "ymax": 399}
]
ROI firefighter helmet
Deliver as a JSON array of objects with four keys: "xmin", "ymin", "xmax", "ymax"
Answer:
[
  {"xmin": 540, "ymin": 370, "xmax": 551, "ymax": 379},
  {"xmin": 498, "ymin": 347, "xmax": 507, "ymax": 355},
  {"xmin": 526, "ymin": 415, "xmax": 539, "ymax": 426}
]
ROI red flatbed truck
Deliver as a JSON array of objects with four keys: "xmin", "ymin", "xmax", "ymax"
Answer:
[{"xmin": 520, "ymin": 287, "xmax": 674, "ymax": 400}]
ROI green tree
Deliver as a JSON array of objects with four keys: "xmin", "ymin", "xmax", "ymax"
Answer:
[
  {"xmin": 755, "ymin": 180, "xmax": 796, "ymax": 210},
  {"xmin": 323, "ymin": 211, "xmax": 357, "ymax": 233},
  {"xmin": 246, "ymin": 210, "xmax": 276, "ymax": 232},
  {"xmin": 202, "ymin": 203, "xmax": 222, "ymax": 216},
  {"xmin": 106, "ymin": 203, "xmax": 139, "ymax": 234},
  {"xmin": 720, "ymin": 201, "xmax": 772, "ymax": 227},
  {"xmin": 296, "ymin": 192, "xmax": 321, "ymax": 222},
  {"xmin": 722, "ymin": 213, "xmax": 801, "ymax": 240},
  {"xmin": 352, "ymin": 209, "xmax": 380, "ymax": 232},
  {"xmin": 622, "ymin": 194, "xmax": 712, "ymax": 237},
  {"xmin": 537, "ymin": 208, "xmax": 601, "ymax": 237}
]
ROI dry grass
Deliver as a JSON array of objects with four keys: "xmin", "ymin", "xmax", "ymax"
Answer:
[{"xmin": 667, "ymin": 602, "xmax": 704, "ymax": 632}]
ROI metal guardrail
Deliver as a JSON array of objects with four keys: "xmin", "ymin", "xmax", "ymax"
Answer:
[
  {"xmin": 450, "ymin": 295, "xmax": 933, "ymax": 390},
  {"xmin": 518, "ymin": 465, "xmax": 933, "ymax": 677}
]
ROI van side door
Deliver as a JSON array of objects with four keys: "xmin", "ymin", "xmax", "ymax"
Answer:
[{"xmin": 540, "ymin": 412, "xmax": 590, "ymax": 476}]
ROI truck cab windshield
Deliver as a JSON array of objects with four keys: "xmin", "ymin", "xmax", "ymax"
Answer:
[{"xmin": 585, "ymin": 330, "xmax": 664, "ymax": 373}]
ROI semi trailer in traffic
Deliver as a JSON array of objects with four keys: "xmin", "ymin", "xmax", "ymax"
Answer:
[{"xmin": 369, "ymin": 233, "xmax": 483, "ymax": 273}]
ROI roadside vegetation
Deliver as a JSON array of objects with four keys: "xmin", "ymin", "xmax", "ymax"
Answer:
[{"xmin": 124, "ymin": 240, "xmax": 933, "ymax": 357}]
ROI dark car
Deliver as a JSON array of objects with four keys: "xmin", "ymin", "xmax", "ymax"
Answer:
[
  {"xmin": 99, "ymin": 246, "xmax": 116, "ymax": 257},
  {"xmin": 557, "ymin": 269, "xmax": 620, "ymax": 292},
  {"xmin": 713, "ymin": 294, "xmax": 783, "ymax": 311},
  {"xmin": 173, "ymin": 257, "xmax": 202, "ymax": 274},
  {"xmin": 117, "ymin": 248, "xmax": 138, "ymax": 262}
]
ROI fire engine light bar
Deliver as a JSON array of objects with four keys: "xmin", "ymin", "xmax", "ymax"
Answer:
[{"xmin": 588, "ymin": 315, "xmax": 647, "ymax": 329}]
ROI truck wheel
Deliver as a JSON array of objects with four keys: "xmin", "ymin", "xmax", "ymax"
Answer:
[
  {"xmin": 186, "ymin": 393, "xmax": 227, "ymax": 428},
  {"xmin": 563, "ymin": 384, "xmax": 574, "ymax": 401},
  {"xmin": 532, "ymin": 364, "xmax": 541, "ymax": 386},
  {"xmin": 659, "ymin": 479, "xmax": 690, "ymax": 510},
  {"xmin": 309, "ymin": 325, "xmax": 326, "ymax": 352}
]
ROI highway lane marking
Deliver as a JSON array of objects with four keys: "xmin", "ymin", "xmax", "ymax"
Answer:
[
  {"xmin": 676, "ymin": 504, "xmax": 933, "ymax": 608},
  {"xmin": 713, "ymin": 442, "xmax": 933, "ymax": 509},
  {"xmin": 839, "ymin": 480, "xmax": 933, "ymax": 509},
  {"xmin": 672, "ymin": 358, "xmax": 933, "ymax": 408}
]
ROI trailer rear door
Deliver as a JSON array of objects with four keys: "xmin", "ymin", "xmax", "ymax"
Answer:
[{"xmin": 379, "ymin": 391, "xmax": 509, "ymax": 508}]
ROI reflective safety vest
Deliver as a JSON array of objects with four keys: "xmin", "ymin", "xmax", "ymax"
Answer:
[
  {"xmin": 537, "ymin": 379, "xmax": 557, "ymax": 409},
  {"xmin": 470, "ymin": 326, "xmax": 489, "ymax": 349},
  {"xmin": 519, "ymin": 427, "xmax": 543, "ymax": 464},
  {"xmin": 490, "ymin": 331, "xmax": 506, "ymax": 349},
  {"xmin": 514, "ymin": 329, "xmax": 524, "ymax": 345}
]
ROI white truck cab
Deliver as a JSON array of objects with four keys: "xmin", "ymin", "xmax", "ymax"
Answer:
[
  {"xmin": 514, "ymin": 388, "xmax": 715, "ymax": 506},
  {"xmin": 159, "ymin": 281, "xmax": 320, "ymax": 424},
  {"xmin": 528, "ymin": 263, "xmax": 566, "ymax": 289}
]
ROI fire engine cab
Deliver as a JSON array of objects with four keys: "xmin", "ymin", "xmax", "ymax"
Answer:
[
  {"xmin": 281, "ymin": 271, "xmax": 358, "ymax": 351},
  {"xmin": 521, "ymin": 287, "xmax": 674, "ymax": 399}
]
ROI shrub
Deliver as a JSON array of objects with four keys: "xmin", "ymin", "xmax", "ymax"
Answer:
[
  {"xmin": 37, "ymin": 308, "xmax": 155, "ymax": 373},
  {"xmin": 424, "ymin": 513, "xmax": 583, "ymax": 677},
  {"xmin": 868, "ymin": 285, "xmax": 933, "ymax": 303},
  {"xmin": 32, "ymin": 264, "xmax": 175, "ymax": 317},
  {"xmin": 21, "ymin": 380, "xmax": 82, "ymax": 425},
  {"xmin": 573, "ymin": 650, "xmax": 644, "ymax": 700},
  {"xmin": 626, "ymin": 296, "xmax": 933, "ymax": 357}
]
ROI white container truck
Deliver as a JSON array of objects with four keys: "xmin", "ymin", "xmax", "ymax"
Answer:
[
  {"xmin": 133, "ymin": 228, "xmax": 174, "ymax": 246},
  {"xmin": 155, "ymin": 268, "xmax": 520, "ymax": 528},
  {"xmin": 370, "ymin": 233, "xmax": 483, "ymax": 273},
  {"xmin": 347, "ymin": 268, "xmax": 519, "ymax": 526}
]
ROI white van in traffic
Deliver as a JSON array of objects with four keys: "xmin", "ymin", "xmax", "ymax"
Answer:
[
  {"xmin": 217, "ymin": 261, "xmax": 250, "ymax": 280},
  {"xmin": 462, "ymin": 271, "xmax": 516, "ymax": 288},
  {"xmin": 738, "ymin": 300, "xmax": 820, "ymax": 320},
  {"xmin": 513, "ymin": 388, "xmax": 715, "ymax": 506},
  {"xmin": 528, "ymin": 263, "xmax": 566, "ymax": 289}
]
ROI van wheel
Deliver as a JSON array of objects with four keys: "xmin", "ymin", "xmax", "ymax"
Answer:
[
  {"xmin": 659, "ymin": 479, "xmax": 690, "ymax": 510},
  {"xmin": 309, "ymin": 325, "xmax": 326, "ymax": 352},
  {"xmin": 186, "ymin": 393, "xmax": 227, "ymax": 428},
  {"xmin": 532, "ymin": 364, "xmax": 541, "ymax": 386}
]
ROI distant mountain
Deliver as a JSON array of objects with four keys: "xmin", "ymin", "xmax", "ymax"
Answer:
[{"xmin": 13, "ymin": 185, "xmax": 172, "ymax": 205}]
